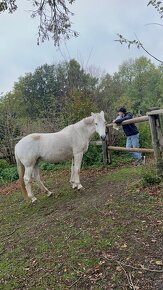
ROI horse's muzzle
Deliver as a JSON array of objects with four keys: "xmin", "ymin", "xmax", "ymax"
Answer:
[{"xmin": 101, "ymin": 135, "xmax": 106, "ymax": 141}]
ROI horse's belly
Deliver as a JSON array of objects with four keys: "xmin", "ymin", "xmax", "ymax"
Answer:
[{"xmin": 41, "ymin": 147, "xmax": 73, "ymax": 163}]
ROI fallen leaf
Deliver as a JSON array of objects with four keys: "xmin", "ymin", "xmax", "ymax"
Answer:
[
  {"xmin": 155, "ymin": 260, "xmax": 163, "ymax": 266},
  {"xmin": 121, "ymin": 243, "xmax": 127, "ymax": 249},
  {"xmin": 116, "ymin": 266, "xmax": 122, "ymax": 272}
]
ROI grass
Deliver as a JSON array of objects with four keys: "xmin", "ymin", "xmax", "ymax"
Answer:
[{"xmin": 0, "ymin": 164, "xmax": 163, "ymax": 289}]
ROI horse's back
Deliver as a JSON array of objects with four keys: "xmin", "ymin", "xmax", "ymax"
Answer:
[
  {"xmin": 15, "ymin": 131, "xmax": 74, "ymax": 164},
  {"xmin": 15, "ymin": 124, "xmax": 85, "ymax": 165}
]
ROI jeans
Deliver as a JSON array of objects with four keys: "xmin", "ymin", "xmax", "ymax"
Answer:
[{"xmin": 126, "ymin": 134, "xmax": 142, "ymax": 160}]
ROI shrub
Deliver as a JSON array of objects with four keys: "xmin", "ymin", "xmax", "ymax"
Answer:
[
  {"xmin": 0, "ymin": 159, "xmax": 9, "ymax": 169},
  {"xmin": 138, "ymin": 122, "xmax": 152, "ymax": 148},
  {"xmin": 0, "ymin": 166, "xmax": 18, "ymax": 184},
  {"xmin": 82, "ymin": 144, "xmax": 103, "ymax": 167},
  {"xmin": 141, "ymin": 165, "xmax": 161, "ymax": 186}
]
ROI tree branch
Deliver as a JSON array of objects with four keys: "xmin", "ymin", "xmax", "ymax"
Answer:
[
  {"xmin": 147, "ymin": 0, "xmax": 163, "ymax": 18},
  {"xmin": 115, "ymin": 34, "xmax": 163, "ymax": 64},
  {"xmin": 0, "ymin": 1, "xmax": 78, "ymax": 46},
  {"xmin": 103, "ymin": 255, "xmax": 163, "ymax": 273}
]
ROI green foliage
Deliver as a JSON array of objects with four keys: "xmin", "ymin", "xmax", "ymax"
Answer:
[
  {"xmin": 115, "ymin": 57, "xmax": 163, "ymax": 114},
  {"xmin": 12, "ymin": 60, "xmax": 97, "ymax": 121},
  {"xmin": 0, "ymin": 164, "xmax": 18, "ymax": 185},
  {"xmin": 141, "ymin": 166, "xmax": 161, "ymax": 186},
  {"xmin": 82, "ymin": 144, "xmax": 103, "ymax": 167},
  {"xmin": 40, "ymin": 161, "xmax": 69, "ymax": 171},
  {"xmin": 63, "ymin": 89, "xmax": 97, "ymax": 126},
  {"xmin": 0, "ymin": 159, "xmax": 18, "ymax": 185},
  {"xmin": 0, "ymin": 159, "xmax": 9, "ymax": 169},
  {"xmin": 142, "ymin": 174, "xmax": 161, "ymax": 186},
  {"xmin": 138, "ymin": 122, "xmax": 152, "ymax": 148},
  {"xmin": 111, "ymin": 152, "xmax": 133, "ymax": 167}
]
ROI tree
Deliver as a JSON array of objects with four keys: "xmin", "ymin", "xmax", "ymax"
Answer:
[
  {"xmin": 96, "ymin": 72, "xmax": 126, "ymax": 122},
  {"xmin": 0, "ymin": 0, "xmax": 77, "ymax": 46},
  {"xmin": 11, "ymin": 59, "xmax": 98, "ymax": 127},
  {"xmin": 63, "ymin": 89, "xmax": 97, "ymax": 126},
  {"xmin": 0, "ymin": 93, "xmax": 21, "ymax": 163},
  {"xmin": 13, "ymin": 65, "xmax": 57, "ymax": 120},
  {"xmin": 116, "ymin": 57, "xmax": 163, "ymax": 114}
]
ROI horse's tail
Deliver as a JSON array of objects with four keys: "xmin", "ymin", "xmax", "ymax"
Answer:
[{"xmin": 15, "ymin": 148, "xmax": 28, "ymax": 200}]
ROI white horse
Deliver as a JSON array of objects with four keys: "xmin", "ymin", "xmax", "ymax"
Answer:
[{"xmin": 15, "ymin": 111, "xmax": 106, "ymax": 203}]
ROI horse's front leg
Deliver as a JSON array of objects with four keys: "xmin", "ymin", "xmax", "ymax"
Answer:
[{"xmin": 72, "ymin": 152, "xmax": 83, "ymax": 190}]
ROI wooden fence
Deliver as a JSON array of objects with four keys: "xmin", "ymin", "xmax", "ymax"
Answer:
[{"xmin": 102, "ymin": 109, "xmax": 163, "ymax": 177}]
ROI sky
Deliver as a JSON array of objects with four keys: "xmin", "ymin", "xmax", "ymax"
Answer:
[{"xmin": 0, "ymin": 0, "xmax": 163, "ymax": 94}]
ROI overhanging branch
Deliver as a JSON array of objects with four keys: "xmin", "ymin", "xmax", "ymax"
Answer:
[{"xmin": 115, "ymin": 34, "xmax": 163, "ymax": 64}]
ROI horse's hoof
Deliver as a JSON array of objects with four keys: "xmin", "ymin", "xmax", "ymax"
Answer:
[
  {"xmin": 72, "ymin": 183, "xmax": 77, "ymax": 189},
  {"xmin": 77, "ymin": 184, "xmax": 83, "ymax": 190},
  {"xmin": 32, "ymin": 197, "xmax": 37, "ymax": 204},
  {"xmin": 47, "ymin": 191, "xmax": 53, "ymax": 197}
]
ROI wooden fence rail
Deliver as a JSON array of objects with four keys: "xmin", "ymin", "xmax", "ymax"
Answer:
[
  {"xmin": 107, "ymin": 115, "xmax": 149, "ymax": 128},
  {"xmin": 103, "ymin": 109, "xmax": 163, "ymax": 176},
  {"xmin": 108, "ymin": 146, "xmax": 154, "ymax": 153}
]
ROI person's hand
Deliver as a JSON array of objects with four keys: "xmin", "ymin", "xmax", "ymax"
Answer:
[{"xmin": 112, "ymin": 120, "xmax": 116, "ymax": 123}]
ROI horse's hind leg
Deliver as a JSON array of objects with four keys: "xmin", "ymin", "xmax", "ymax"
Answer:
[
  {"xmin": 33, "ymin": 164, "xmax": 52, "ymax": 197},
  {"xmin": 70, "ymin": 158, "xmax": 75, "ymax": 184},
  {"xmin": 24, "ymin": 166, "xmax": 37, "ymax": 203}
]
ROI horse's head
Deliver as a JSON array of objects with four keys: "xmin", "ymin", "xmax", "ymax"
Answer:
[{"xmin": 91, "ymin": 111, "xmax": 106, "ymax": 141}]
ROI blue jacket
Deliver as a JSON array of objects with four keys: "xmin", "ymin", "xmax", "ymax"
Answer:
[{"xmin": 115, "ymin": 112, "xmax": 139, "ymax": 137}]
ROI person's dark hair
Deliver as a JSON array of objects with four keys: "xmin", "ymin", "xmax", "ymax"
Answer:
[{"xmin": 117, "ymin": 107, "xmax": 127, "ymax": 114}]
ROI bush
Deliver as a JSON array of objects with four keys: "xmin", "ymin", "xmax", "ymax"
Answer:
[
  {"xmin": 138, "ymin": 122, "xmax": 152, "ymax": 148},
  {"xmin": 0, "ymin": 166, "xmax": 18, "ymax": 185},
  {"xmin": 82, "ymin": 144, "xmax": 103, "ymax": 167},
  {"xmin": 142, "ymin": 173, "xmax": 161, "ymax": 186},
  {"xmin": 141, "ymin": 166, "xmax": 161, "ymax": 186},
  {"xmin": 0, "ymin": 159, "xmax": 18, "ymax": 185},
  {"xmin": 0, "ymin": 159, "xmax": 9, "ymax": 169}
]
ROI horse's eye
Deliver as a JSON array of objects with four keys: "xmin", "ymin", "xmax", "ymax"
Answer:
[{"xmin": 95, "ymin": 123, "xmax": 97, "ymax": 125}]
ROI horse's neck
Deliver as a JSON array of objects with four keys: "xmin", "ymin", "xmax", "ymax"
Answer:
[{"xmin": 75, "ymin": 117, "xmax": 95, "ymax": 141}]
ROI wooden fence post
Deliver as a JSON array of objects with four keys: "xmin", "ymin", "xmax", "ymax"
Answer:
[
  {"xmin": 102, "ymin": 139, "xmax": 109, "ymax": 165},
  {"xmin": 148, "ymin": 110, "xmax": 163, "ymax": 177},
  {"xmin": 101, "ymin": 127, "xmax": 109, "ymax": 165},
  {"xmin": 106, "ymin": 127, "xmax": 112, "ymax": 164}
]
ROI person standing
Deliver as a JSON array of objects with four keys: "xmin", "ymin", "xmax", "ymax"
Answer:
[{"xmin": 113, "ymin": 107, "xmax": 145, "ymax": 165}]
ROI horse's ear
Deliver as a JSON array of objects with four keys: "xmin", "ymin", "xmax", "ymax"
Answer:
[
  {"xmin": 100, "ymin": 111, "xmax": 104, "ymax": 118},
  {"xmin": 91, "ymin": 112, "xmax": 95, "ymax": 117}
]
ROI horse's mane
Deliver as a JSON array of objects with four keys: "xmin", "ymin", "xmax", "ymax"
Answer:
[{"xmin": 83, "ymin": 116, "xmax": 94, "ymax": 125}]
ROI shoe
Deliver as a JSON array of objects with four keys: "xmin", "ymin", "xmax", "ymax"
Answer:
[
  {"xmin": 135, "ymin": 156, "xmax": 146, "ymax": 166},
  {"xmin": 142, "ymin": 156, "xmax": 146, "ymax": 165}
]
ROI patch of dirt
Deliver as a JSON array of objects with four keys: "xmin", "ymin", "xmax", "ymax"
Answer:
[{"xmin": 0, "ymin": 180, "xmax": 20, "ymax": 194}]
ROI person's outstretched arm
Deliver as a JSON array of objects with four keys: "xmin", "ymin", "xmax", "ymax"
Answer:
[{"xmin": 114, "ymin": 112, "xmax": 132, "ymax": 124}]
